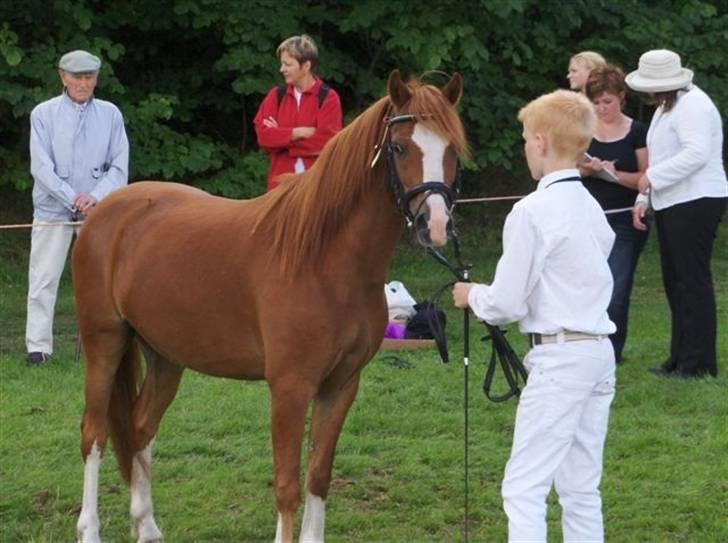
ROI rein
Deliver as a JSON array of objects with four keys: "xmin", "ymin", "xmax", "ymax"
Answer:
[
  {"xmin": 426, "ymin": 240, "xmax": 528, "ymax": 402},
  {"xmin": 372, "ymin": 108, "xmax": 527, "ymax": 399},
  {"xmin": 374, "ymin": 109, "xmax": 528, "ymax": 542},
  {"xmin": 425, "ymin": 234, "xmax": 527, "ymax": 543}
]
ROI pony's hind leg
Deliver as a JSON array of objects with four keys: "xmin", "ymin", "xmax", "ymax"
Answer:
[
  {"xmin": 78, "ymin": 441, "xmax": 103, "ymax": 543},
  {"xmin": 129, "ymin": 346, "xmax": 184, "ymax": 543},
  {"xmin": 77, "ymin": 324, "xmax": 134, "ymax": 543},
  {"xmin": 300, "ymin": 373, "xmax": 362, "ymax": 543}
]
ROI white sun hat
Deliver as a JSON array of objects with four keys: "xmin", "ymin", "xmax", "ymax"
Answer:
[{"xmin": 625, "ymin": 49, "xmax": 693, "ymax": 93}]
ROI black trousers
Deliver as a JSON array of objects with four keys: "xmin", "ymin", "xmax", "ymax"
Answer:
[{"xmin": 655, "ymin": 196, "xmax": 726, "ymax": 376}]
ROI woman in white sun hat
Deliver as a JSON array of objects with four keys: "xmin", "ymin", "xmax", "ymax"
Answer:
[{"xmin": 626, "ymin": 49, "xmax": 727, "ymax": 379}]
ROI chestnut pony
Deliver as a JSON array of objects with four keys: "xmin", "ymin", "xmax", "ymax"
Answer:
[{"xmin": 73, "ymin": 70, "xmax": 467, "ymax": 543}]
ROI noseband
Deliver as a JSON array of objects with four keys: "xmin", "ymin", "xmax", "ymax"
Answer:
[{"xmin": 372, "ymin": 113, "xmax": 462, "ymax": 226}]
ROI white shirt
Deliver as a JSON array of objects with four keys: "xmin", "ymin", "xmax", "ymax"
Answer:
[
  {"xmin": 642, "ymin": 85, "xmax": 727, "ymax": 210},
  {"xmin": 293, "ymin": 88, "xmax": 305, "ymax": 174},
  {"xmin": 468, "ymin": 169, "xmax": 616, "ymax": 336}
]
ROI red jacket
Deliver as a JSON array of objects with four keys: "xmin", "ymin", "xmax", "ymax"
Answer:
[{"xmin": 254, "ymin": 77, "xmax": 343, "ymax": 191}]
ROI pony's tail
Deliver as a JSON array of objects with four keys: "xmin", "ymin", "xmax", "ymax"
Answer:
[{"xmin": 108, "ymin": 338, "xmax": 142, "ymax": 484}]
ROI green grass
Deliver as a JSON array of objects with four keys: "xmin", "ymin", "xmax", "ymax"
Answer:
[{"xmin": 1, "ymin": 208, "xmax": 726, "ymax": 542}]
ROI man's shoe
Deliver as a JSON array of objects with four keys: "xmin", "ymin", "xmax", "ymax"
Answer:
[{"xmin": 26, "ymin": 352, "xmax": 50, "ymax": 365}]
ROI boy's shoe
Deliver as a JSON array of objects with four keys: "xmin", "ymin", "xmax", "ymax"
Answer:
[{"xmin": 26, "ymin": 352, "xmax": 50, "ymax": 365}]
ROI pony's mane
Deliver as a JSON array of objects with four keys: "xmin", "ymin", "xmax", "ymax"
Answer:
[{"xmin": 251, "ymin": 76, "xmax": 467, "ymax": 274}]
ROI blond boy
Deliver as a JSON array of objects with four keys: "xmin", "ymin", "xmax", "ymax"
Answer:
[{"xmin": 453, "ymin": 90, "xmax": 616, "ymax": 542}]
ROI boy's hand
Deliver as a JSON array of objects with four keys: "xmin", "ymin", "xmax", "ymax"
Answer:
[{"xmin": 452, "ymin": 282, "xmax": 474, "ymax": 308}]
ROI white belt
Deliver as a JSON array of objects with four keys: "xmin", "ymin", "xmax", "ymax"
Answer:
[{"xmin": 529, "ymin": 331, "xmax": 604, "ymax": 347}]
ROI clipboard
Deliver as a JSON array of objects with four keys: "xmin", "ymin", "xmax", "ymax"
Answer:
[{"xmin": 582, "ymin": 153, "xmax": 619, "ymax": 183}]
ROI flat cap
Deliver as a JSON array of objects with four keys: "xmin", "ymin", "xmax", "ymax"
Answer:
[{"xmin": 58, "ymin": 50, "xmax": 101, "ymax": 73}]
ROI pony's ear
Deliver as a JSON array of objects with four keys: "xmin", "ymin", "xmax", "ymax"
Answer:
[
  {"xmin": 387, "ymin": 70, "xmax": 412, "ymax": 108},
  {"xmin": 442, "ymin": 72, "xmax": 463, "ymax": 106}
]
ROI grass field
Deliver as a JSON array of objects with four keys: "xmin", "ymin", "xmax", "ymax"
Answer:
[{"xmin": 1, "ymin": 202, "xmax": 726, "ymax": 542}]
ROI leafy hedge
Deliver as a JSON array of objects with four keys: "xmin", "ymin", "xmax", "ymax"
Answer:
[{"xmin": 1, "ymin": 0, "xmax": 726, "ymax": 199}]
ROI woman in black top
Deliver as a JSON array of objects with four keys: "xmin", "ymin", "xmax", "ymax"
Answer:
[{"xmin": 579, "ymin": 65, "xmax": 649, "ymax": 363}]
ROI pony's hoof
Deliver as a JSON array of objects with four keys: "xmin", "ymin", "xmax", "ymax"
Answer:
[
  {"xmin": 77, "ymin": 518, "xmax": 101, "ymax": 543},
  {"xmin": 77, "ymin": 533, "xmax": 101, "ymax": 543},
  {"xmin": 132, "ymin": 517, "xmax": 162, "ymax": 543}
]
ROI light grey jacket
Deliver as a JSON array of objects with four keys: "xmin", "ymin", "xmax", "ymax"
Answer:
[{"xmin": 29, "ymin": 92, "xmax": 129, "ymax": 221}]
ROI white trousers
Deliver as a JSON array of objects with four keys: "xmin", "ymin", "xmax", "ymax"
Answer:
[
  {"xmin": 25, "ymin": 222, "xmax": 79, "ymax": 354},
  {"xmin": 502, "ymin": 339, "xmax": 615, "ymax": 543}
]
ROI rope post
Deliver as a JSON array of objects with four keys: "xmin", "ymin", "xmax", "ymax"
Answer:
[{"xmin": 462, "ymin": 268, "xmax": 470, "ymax": 543}]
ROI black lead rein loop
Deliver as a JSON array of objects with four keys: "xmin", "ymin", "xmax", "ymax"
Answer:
[{"xmin": 427, "ymin": 232, "xmax": 529, "ymax": 403}]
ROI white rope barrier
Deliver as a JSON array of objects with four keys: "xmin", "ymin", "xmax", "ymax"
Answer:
[
  {"xmin": 457, "ymin": 195, "xmax": 525, "ymax": 204},
  {"xmin": 0, "ymin": 221, "xmax": 83, "ymax": 230},
  {"xmin": 457, "ymin": 195, "xmax": 634, "ymax": 216},
  {"xmin": 0, "ymin": 199, "xmax": 635, "ymax": 230}
]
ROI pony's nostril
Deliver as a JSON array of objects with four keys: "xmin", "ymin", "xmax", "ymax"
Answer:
[{"xmin": 415, "ymin": 212, "xmax": 429, "ymax": 232}]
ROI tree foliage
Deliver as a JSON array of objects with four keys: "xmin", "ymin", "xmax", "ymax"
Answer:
[{"xmin": 1, "ymin": 0, "xmax": 726, "ymax": 199}]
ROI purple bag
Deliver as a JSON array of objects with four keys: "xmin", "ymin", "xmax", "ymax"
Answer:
[{"xmin": 384, "ymin": 322, "xmax": 406, "ymax": 339}]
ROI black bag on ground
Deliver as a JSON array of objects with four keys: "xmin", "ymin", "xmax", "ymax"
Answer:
[{"xmin": 405, "ymin": 301, "xmax": 447, "ymax": 339}]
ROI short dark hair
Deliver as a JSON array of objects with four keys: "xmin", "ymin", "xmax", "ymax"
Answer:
[
  {"xmin": 585, "ymin": 64, "xmax": 626, "ymax": 103},
  {"xmin": 276, "ymin": 34, "xmax": 318, "ymax": 71}
]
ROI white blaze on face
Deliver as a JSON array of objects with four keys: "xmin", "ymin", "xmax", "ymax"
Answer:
[{"xmin": 412, "ymin": 124, "xmax": 450, "ymax": 246}]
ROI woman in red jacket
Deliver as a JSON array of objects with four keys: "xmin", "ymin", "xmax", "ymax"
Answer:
[{"xmin": 254, "ymin": 34, "xmax": 343, "ymax": 191}]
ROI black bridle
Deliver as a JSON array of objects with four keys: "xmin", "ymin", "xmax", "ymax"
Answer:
[
  {"xmin": 372, "ymin": 110, "xmax": 527, "ymax": 403},
  {"xmin": 372, "ymin": 113, "xmax": 462, "ymax": 226}
]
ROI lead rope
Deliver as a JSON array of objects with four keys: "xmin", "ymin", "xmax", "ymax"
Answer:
[
  {"xmin": 425, "ymin": 243, "xmax": 472, "ymax": 541},
  {"xmin": 462, "ymin": 267, "xmax": 470, "ymax": 543},
  {"xmin": 425, "ymin": 233, "xmax": 528, "ymax": 543}
]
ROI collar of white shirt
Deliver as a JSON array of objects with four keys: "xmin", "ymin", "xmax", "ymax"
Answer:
[{"xmin": 537, "ymin": 168, "xmax": 581, "ymax": 191}]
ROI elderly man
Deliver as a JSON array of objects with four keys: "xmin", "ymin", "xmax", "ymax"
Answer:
[{"xmin": 25, "ymin": 49, "xmax": 129, "ymax": 365}]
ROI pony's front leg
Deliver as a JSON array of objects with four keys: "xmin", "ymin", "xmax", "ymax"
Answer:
[
  {"xmin": 130, "ymin": 440, "xmax": 162, "ymax": 543},
  {"xmin": 299, "ymin": 493, "xmax": 326, "ymax": 543},
  {"xmin": 300, "ymin": 373, "xmax": 362, "ymax": 543},
  {"xmin": 77, "ymin": 442, "xmax": 103, "ymax": 543},
  {"xmin": 270, "ymin": 378, "xmax": 316, "ymax": 543}
]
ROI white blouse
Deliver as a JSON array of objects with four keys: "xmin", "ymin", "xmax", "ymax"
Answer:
[{"xmin": 644, "ymin": 85, "xmax": 727, "ymax": 210}]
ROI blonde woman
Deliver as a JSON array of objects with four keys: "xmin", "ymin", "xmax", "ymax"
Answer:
[{"xmin": 567, "ymin": 50, "xmax": 606, "ymax": 92}]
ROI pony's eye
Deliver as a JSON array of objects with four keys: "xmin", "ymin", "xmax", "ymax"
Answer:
[{"xmin": 391, "ymin": 143, "xmax": 405, "ymax": 155}]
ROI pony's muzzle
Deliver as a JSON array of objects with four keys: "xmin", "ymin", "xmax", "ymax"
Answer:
[{"xmin": 415, "ymin": 194, "xmax": 452, "ymax": 247}]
